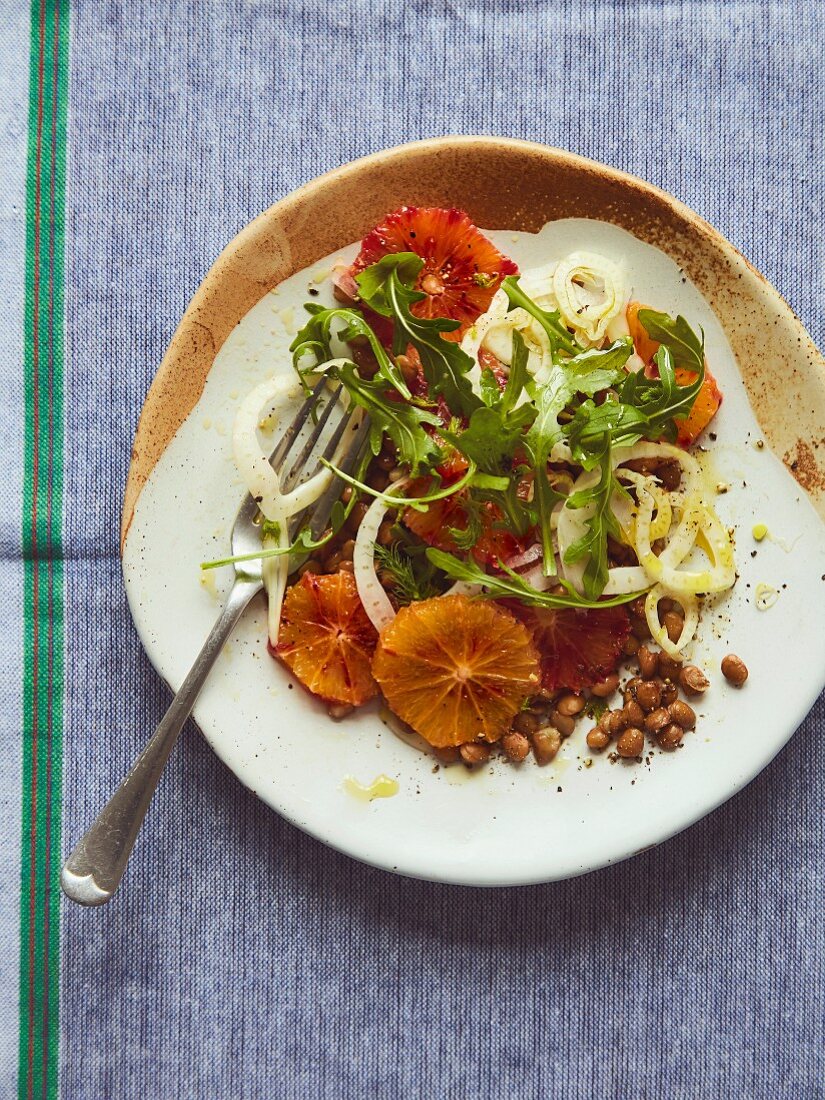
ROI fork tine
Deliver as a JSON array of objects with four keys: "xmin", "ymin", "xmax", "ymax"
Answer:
[
  {"xmin": 306, "ymin": 415, "xmax": 372, "ymax": 539},
  {"xmin": 280, "ymin": 383, "xmax": 344, "ymax": 492},
  {"xmin": 268, "ymin": 376, "xmax": 327, "ymax": 471}
]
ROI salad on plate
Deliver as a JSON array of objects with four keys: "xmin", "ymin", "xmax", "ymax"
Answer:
[{"xmin": 207, "ymin": 206, "xmax": 747, "ymax": 770}]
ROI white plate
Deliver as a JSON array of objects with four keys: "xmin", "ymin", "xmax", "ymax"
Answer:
[{"xmin": 123, "ymin": 219, "xmax": 825, "ymax": 885}]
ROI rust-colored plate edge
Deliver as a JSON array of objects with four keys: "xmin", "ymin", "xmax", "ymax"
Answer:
[{"xmin": 122, "ymin": 136, "xmax": 825, "ymax": 550}]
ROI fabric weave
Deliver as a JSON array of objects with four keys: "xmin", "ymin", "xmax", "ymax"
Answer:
[{"xmin": 1, "ymin": 1, "xmax": 824, "ymax": 1097}]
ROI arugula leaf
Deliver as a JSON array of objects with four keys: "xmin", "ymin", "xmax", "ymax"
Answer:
[
  {"xmin": 352, "ymin": 252, "xmax": 425, "ymax": 315},
  {"xmin": 620, "ymin": 345, "xmax": 704, "ymax": 438},
  {"xmin": 356, "ymin": 254, "xmax": 482, "ymax": 418},
  {"xmin": 562, "ymin": 432, "xmax": 625, "ymax": 599},
  {"xmin": 425, "ymin": 548, "xmax": 643, "ymax": 609},
  {"xmin": 501, "ymin": 275, "xmax": 580, "ymax": 357},
  {"xmin": 290, "ymin": 304, "xmax": 411, "ymax": 397},
  {"xmin": 331, "ymin": 361, "xmax": 441, "ymax": 471},
  {"xmin": 500, "ymin": 328, "xmax": 532, "ymax": 414},
  {"xmin": 440, "ymin": 333, "xmax": 536, "ymax": 474},
  {"xmin": 636, "ymin": 309, "xmax": 704, "ymax": 373},
  {"xmin": 479, "ymin": 368, "xmax": 501, "ymax": 407}
]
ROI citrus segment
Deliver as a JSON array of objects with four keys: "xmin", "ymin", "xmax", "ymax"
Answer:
[
  {"xmin": 276, "ymin": 571, "xmax": 379, "ymax": 706},
  {"xmin": 372, "ymin": 596, "xmax": 541, "ymax": 747},
  {"xmin": 507, "ymin": 603, "xmax": 630, "ymax": 693},
  {"xmin": 350, "ymin": 206, "xmax": 518, "ymax": 339},
  {"xmin": 674, "ymin": 366, "xmax": 723, "ymax": 445}
]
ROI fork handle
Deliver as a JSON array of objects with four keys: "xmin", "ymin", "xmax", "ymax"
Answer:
[{"xmin": 60, "ymin": 577, "xmax": 262, "ymax": 906}]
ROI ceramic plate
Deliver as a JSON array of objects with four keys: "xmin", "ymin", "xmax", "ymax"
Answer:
[{"xmin": 122, "ymin": 138, "xmax": 825, "ymax": 885}]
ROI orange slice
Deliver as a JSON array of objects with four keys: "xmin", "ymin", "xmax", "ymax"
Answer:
[
  {"xmin": 372, "ymin": 596, "xmax": 541, "ymax": 747},
  {"xmin": 350, "ymin": 206, "xmax": 518, "ymax": 339},
  {"xmin": 276, "ymin": 571, "xmax": 379, "ymax": 706}
]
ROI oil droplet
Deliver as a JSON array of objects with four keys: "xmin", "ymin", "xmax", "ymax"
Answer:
[
  {"xmin": 343, "ymin": 774, "xmax": 399, "ymax": 802},
  {"xmin": 278, "ymin": 306, "xmax": 295, "ymax": 332},
  {"xmin": 752, "ymin": 523, "xmax": 768, "ymax": 542},
  {"xmin": 199, "ymin": 569, "xmax": 218, "ymax": 599},
  {"xmin": 202, "ymin": 416, "xmax": 213, "ymax": 430}
]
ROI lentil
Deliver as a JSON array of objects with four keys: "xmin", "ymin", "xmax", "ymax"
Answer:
[
  {"xmin": 556, "ymin": 693, "xmax": 586, "ymax": 717},
  {"xmin": 459, "ymin": 742, "xmax": 491, "ymax": 767},
  {"xmin": 658, "ymin": 653, "xmax": 683, "ymax": 681},
  {"xmin": 656, "ymin": 459, "xmax": 682, "ymax": 491},
  {"xmin": 658, "ymin": 724, "xmax": 684, "ymax": 751},
  {"xmin": 549, "ymin": 711, "xmax": 576, "ymax": 738},
  {"xmin": 660, "ymin": 680, "xmax": 679, "ymax": 707},
  {"xmin": 328, "ymin": 703, "xmax": 353, "ymax": 720},
  {"xmin": 586, "ymin": 727, "xmax": 610, "ymax": 751},
  {"xmin": 635, "ymin": 680, "xmax": 662, "ymax": 712},
  {"xmin": 637, "ymin": 645, "xmax": 659, "ymax": 679},
  {"xmin": 501, "ymin": 731, "xmax": 531, "ymax": 762},
  {"xmin": 662, "ymin": 610, "xmax": 684, "ymax": 644},
  {"xmin": 623, "ymin": 676, "xmax": 643, "ymax": 702},
  {"xmin": 591, "ymin": 673, "xmax": 620, "ymax": 698},
  {"xmin": 622, "ymin": 700, "xmax": 645, "ymax": 728},
  {"xmin": 616, "ymin": 727, "xmax": 644, "ymax": 758},
  {"xmin": 513, "ymin": 711, "xmax": 540, "ymax": 735},
  {"xmin": 531, "ymin": 727, "xmax": 562, "ymax": 765},
  {"xmin": 679, "ymin": 665, "xmax": 710, "ymax": 696},
  {"xmin": 644, "ymin": 707, "xmax": 671, "ymax": 735},
  {"xmin": 600, "ymin": 709, "xmax": 627, "ymax": 737},
  {"xmin": 668, "ymin": 699, "xmax": 696, "ymax": 729},
  {"xmin": 721, "ymin": 654, "xmax": 749, "ymax": 686}
]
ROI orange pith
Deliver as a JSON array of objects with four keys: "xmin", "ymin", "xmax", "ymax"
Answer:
[
  {"xmin": 350, "ymin": 206, "xmax": 518, "ymax": 339},
  {"xmin": 275, "ymin": 571, "xmax": 379, "ymax": 706},
  {"xmin": 372, "ymin": 596, "xmax": 541, "ymax": 748}
]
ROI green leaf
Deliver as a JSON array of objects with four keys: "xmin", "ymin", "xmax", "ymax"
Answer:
[
  {"xmin": 479, "ymin": 368, "xmax": 501, "ymax": 408},
  {"xmin": 356, "ymin": 253, "xmax": 482, "ymax": 418},
  {"xmin": 290, "ymin": 304, "xmax": 411, "ymax": 398},
  {"xmin": 501, "ymin": 275, "xmax": 580, "ymax": 357},
  {"xmin": 332, "ymin": 362, "xmax": 441, "ymax": 471},
  {"xmin": 425, "ymin": 548, "xmax": 644, "ymax": 609},
  {"xmin": 354, "ymin": 252, "xmax": 426, "ymax": 317},
  {"xmin": 562, "ymin": 432, "xmax": 623, "ymax": 599},
  {"xmin": 501, "ymin": 328, "xmax": 532, "ymax": 414},
  {"xmin": 636, "ymin": 309, "xmax": 704, "ymax": 373}
]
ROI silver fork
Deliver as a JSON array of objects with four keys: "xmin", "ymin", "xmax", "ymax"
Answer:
[{"xmin": 61, "ymin": 379, "xmax": 370, "ymax": 905}]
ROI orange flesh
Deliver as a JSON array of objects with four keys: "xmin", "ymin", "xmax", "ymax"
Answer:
[
  {"xmin": 372, "ymin": 596, "xmax": 541, "ymax": 748},
  {"xmin": 350, "ymin": 206, "xmax": 518, "ymax": 340},
  {"xmin": 276, "ymin": 571, "xmax": 379, "ymax": 706}
]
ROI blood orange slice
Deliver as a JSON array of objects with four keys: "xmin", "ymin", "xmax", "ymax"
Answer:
[
  {"xmin": 507, "ymin": 603, "xmax": 630, "ymax": 693},
  {"xmin": 372, "ymin": 596, "xmax": 540, "ymax": 747},
  {"xmin": 275, "ymin": 571, "xmax": 379, "ymax": 706},
  {"xmin": 350, "ymin": 206, "xmax": 518, "ymax": 338}
]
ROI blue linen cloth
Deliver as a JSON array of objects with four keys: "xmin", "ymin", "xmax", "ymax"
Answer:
[{"xmin": 1, "ymin": 1, "xmax": 823, "ymax": 1096}]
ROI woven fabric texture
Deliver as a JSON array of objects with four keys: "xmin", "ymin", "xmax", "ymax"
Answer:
[{"xmin": 2, "ymin": 1, "xmax": 824, "ymax": 1097}]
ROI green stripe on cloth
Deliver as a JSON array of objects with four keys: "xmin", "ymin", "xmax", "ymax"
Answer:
[{"xmin": 19, "ymin": 1, "xmax": 69, "ymax": 1097}]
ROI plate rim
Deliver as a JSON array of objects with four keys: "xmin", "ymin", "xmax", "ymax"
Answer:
[{"xmin": 121, "ymin": 137, "xmax": 825, "ymax": 884}]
